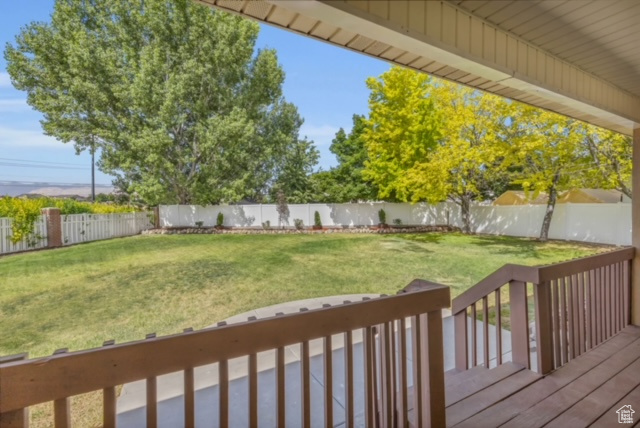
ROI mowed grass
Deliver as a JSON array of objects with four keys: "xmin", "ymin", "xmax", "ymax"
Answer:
[{"xmin": 0, "ymin": 232, "xmax": 606, "ymax": 358}]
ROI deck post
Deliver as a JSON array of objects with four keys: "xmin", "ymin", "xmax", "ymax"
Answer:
[
  {"xmin": 0, "ymin": 354, "xmax": 29, "ymax": 428},
  {"xmin": 633, "ymin": 126, "xmax": 640, "ymax": 326},
  {"xmin": 534, "ymin": 281, "xmax": 554, "ymax": 374},
  {"xmin": 509, "ymin": 280, "xmax": 530, "ymax": 369}
]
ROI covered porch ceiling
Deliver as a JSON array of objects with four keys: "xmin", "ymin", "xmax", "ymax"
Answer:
[{"xmin": 197, "ymin": 0, "xmax": 640, "ymax": 136}]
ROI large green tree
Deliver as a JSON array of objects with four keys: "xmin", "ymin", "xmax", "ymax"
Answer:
[
  {"xmin": 581, "ymin": 127, "xmax": 632, "ymax": 199},
  {"xmin": 310, "ymin": 114, "xmax": 377, "ymax": 202},
  {"xmin": 5, "ymin": 0, "xmax": 317, "ymax": 205},
  {"xmin": 362, "ymin": 67, "xmax": 442, "ymax": 202}
]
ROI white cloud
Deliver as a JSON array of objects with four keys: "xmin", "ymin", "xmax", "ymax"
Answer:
[
  {"xmin": 299, "ymin": 124, "xmax": 340, "ymax": 146},
  {"xmin": 0, "ymin": 126, "xmax": 65, "ymax": 149},
  {"xmin": 0, "ymin": 72, "xmax": 11, "ymax": 88},
  {"xmin": 0, "ymin": 98, "xmax": 30, "ymax": 112}
]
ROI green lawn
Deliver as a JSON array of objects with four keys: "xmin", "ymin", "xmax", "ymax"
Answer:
[{"xmin": 0, "ymin": 232, "xmax": 606, "ymax": 358}]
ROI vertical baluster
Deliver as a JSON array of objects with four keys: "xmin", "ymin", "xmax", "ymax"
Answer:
[
  {"xmin": 53, "ymin": 349, "xmax": 70, "ymax": 428},
  {"xmin": 344, "ymin": 328, "xmax": 354, "ymax": 428},
  {"xmin": 617, "ymin": 262, "xmax": 622, "ymax": 333},
  {"xmin": 623, "ymin": 260, "xmax": 631, "ymax": 325},
  {"xmin": 379, "ymin": 322, "xmax": 393, "ymax": 428},
  {"xmin": 585, "ymin": 270, "xmax": 596, "ymax": 349},
  {"xmin": 568, "ymin": 275, "xmax": 577, "ymax": 360},
  {"xmin": 614, "ymin": 263, "xmax": 621, "ymax": 333},
  {"xmin": 219, "ymin": 359, "xmax": 229, "ymax": 428},
  {"xmin": 301, "ymin": 340, "xmax": 311, "ymax": 428},
  {"xmin": 482, "ymin": 296, "xmax": 490, "ymax": 368},
  {"xmin": 559, "ymin": 277, "xmax": 568, "ymax": 365},
  {"xmin": 145, "ymin": 333, "xmax": 157, "ymax": 428},
  {"xmin": 371, "ymin": 326, "xmax": 380, "ymax": 427},
  {"xmin": 277, "ymin": 346, "xmax": 286, "ymax": 428},
  {"xmin": 425, "ymin": 311, "xmax": 446, "ymax": 427},
  {"xmin": 276, "ymin": 312, "xmax": 284, "ymax": 427},
  {"xmin": 495, "ymin": 290, "xmax": 503, "ymax": 366},
  {"xmin": 323, "ymin": 335, "xmax": 333, "ymax": 428},
  {"xmin": 396, "ymin": 318, "xmax": 408, "ymax": 428},
  {"xmin": 249, "ymin": 353, "xmax": 258, "ymax": 428},
  {"xmin": 534, "ymin": 281, "xmax": 554, "ymax": 374},
  {"xmin": 552, "ymin": 279, "xmax": 561, "ymax": 368},
  {"xmin": 596, "ymin": 267, "xmax": 603, "ymax": 345},
  {"xmin": 566, "ymin": 276, "xmax": 574, "ymax": 360},
  {"xmin": 364, "ymin": 326, "xmax": 376, "ymax": 427},
  {"xmin": 509, "ymin": 280, "xmax": 530, "ymax": 369},
  {"xmin": 605, "ymin": 265, "xmax": 611, "ymax": 339},
  {"xmin": 389, "ymin": 320, "xmax": 397, "ymax": 422},
  {"xmin": 454, "ymin": 310, "xmax": 468, "ymax": 371},
  {"xmin": 411, "ymin": 315, "xmax": 425, "ymax": 428},
  {"xmin": 577, "ymin": 273, "xmax": 585, "ymax": 355},
  {"xmin": 471, "ymin": 303, "xmax": 478, "ymax": 367},
  {"xmin": 102, "ymin": 340, "xmax": 117, "ymax": 428}
]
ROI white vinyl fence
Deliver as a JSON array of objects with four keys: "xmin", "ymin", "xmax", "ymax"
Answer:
[
  {"xmin": 160, "ymin": 202, "xmax": 632, "ymax": 246},
  {"xmin": 159, "ymin": 202, "xmax": 457, "ymax": 229},
  {"xmin": 0, "ymin": 212, "xmax": 154, "ymax": 255},
  {"xmin": 0, "ymin": 216, "xmax": 48, "ymax": 255},
  {"xmin": 62, "ymin": 212, "xmax": 154, "ymax": 246}
]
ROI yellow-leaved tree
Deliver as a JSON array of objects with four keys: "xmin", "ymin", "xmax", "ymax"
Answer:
[{"xmin": 363, "ymin": 66, "xmax": 512, "ymax": 233}]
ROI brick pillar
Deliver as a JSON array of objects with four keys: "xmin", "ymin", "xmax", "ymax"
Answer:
[{"xmin": 41, "ymin": 207, "xmax": 62, "ymax": 248}]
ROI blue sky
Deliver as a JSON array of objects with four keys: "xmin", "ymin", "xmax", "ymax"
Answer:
[{"xmin": 0, "ymin": 1, "xmax": 391, "ymax": 186}]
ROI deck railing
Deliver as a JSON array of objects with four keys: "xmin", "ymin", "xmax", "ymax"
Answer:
[
  {"xmin": 0, "ymin": 282, "xmax": 450, "ymax": 428},
  {"xmin": 451, "ymin": 247, "xmax": 634, "ymax": 375}
]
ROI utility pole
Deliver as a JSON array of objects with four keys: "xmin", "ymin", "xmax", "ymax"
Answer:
[{"xmin": 91, "ymin": 137, "xmax": 95, "ymax": 202}]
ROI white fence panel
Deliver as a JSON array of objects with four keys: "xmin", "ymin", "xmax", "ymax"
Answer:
[
  {"xmin": 0, "ymin": 216, "xmax": 48, "ymax": 255},
  {"xmin": 157, "ymin": 203, "xmax": 632, "ymax": 246},
  {"xmin": 62, "ymin": 212, "xmax": 153, "ymax": 246}
]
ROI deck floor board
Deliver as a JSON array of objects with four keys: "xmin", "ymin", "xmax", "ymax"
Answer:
[{"xmin": 446, "ymin": 326, "xmax": 640, "ymax": 428}]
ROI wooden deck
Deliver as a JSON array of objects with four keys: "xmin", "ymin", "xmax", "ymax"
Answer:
[{"xmin": 443, "ymin": 325, "xmax": 640, "ymax": 427}]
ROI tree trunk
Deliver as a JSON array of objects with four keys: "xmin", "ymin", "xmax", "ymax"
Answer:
[
  {"xmin": 539, "ymin": 174, "xmax": 560, "ymax": 241},
  {"xmin": 460, "ymin": 196, "xmax": 472, "ymax": 234}
]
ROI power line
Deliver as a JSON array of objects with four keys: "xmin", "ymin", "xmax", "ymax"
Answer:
[
  {"xmin": 0, "ymin": 161, "xmax": 89, "ymax": 170},
  {"xmin": 0, "ymin": 157, "xmax": 87, "ymax": 167}
]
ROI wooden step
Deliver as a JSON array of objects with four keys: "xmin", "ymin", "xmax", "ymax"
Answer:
[
  {"xmin": 452, "ymin": 326, "xmax": 640, "ymax": 428},
  {"xmin": 446, "ymin": 362, "xmax": 525, "ymax": 407},
  {"xmin": 446, "ymin": 369, "xmax": 541, "ymax": 427}
]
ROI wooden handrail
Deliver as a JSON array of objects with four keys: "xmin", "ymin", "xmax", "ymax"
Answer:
[
  {"xmin": 452, "ymin": 247, "xmax": 634, "ymax": 314},
  {"xmin": 0, "ymin": 285, "xmax": 450, "ymax": 414},
  {"xmin": 451, "ymin": 247, "xmax": 634, "ymax": 375}
]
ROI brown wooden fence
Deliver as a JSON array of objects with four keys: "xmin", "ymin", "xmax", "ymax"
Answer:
[
  {"xmin": 451, "ymin": 247, "xmax": 634, "ymax": 375},
  {"xmin": 0, "ymin": 283, "xmax": 450, "ymax": 428}
]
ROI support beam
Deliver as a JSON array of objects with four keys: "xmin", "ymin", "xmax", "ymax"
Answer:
[{"xmin": 632, "ymin": 126, "xmax": 640, "ymax": 325}]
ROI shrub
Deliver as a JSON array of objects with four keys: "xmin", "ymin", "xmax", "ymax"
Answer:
[
  {"xmin": 216, "ymin": 212, "xmax": 224, "ymax": 227},
  {"xmin": 378, "ymin": 209, "xmax": 387, "ymax": 225},
  {"xmin": 195, "ymin": 221, "xmax": 204, "ymax": 228},
  {"xmin": 262, "ymin": 220, "xmax": 271, "ymax": 230},
  {"xmin": 314, "ymin": 211, "xmax": 322, "ymax": 227},
  {"xmin": 393, "ymin": 218, "xmax": 402, "ymax": 226},
  {"xmin": 294, "ymin": 218, "xmax": 304, "ymax": 230}
]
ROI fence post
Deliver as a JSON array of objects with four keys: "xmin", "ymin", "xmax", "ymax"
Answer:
[{"xmin": 41, "ymin": 208, "xmax": 62, "ymax": 248}]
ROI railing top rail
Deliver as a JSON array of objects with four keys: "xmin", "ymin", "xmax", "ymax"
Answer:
[
  {"xmin": 452, "ymin": 247, "xmax": 634, "ymax": 314},
  {"xmin": 0, "ymin": 284, "xmax": 450, "ymax": 413}
]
